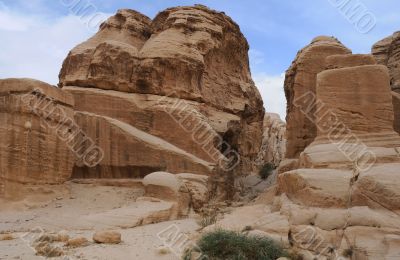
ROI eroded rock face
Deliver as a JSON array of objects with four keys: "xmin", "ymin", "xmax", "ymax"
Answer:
[
  {"xmin": 0, "ymin": 79, "xmax": 75, "ymax": 199},
  {"xmin": 212, "ymin": 40, "xmax": 400, "ymax": 259},
  {"xmin": 372, "ymin": 31, "xmax": 400, "ymax": 93},
  {"xmin": 257, "ymin": 113, "xmax": 286, "ymax": 167},
  {"xmin": 373, "ymin": 32, "xmax": 400, "ymax": 134},
  {"xmin": 284, "ymin": 36, "xmax": 350, "ymax": 158},
  {"xmin": 60, "ymin": 5, "xmax": 264, "ymax": 178}
]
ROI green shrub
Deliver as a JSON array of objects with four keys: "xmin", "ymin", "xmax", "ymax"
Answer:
[
  {"xmin": 259, "ymin": 163, "xmax": 275, "ymax": 180},
  {"xmin": 184, "ymin": 229, "xmax": 287, "ymax": 260}
]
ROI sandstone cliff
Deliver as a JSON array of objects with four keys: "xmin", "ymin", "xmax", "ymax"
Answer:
[
  {"xmin": 212, "ymin": 39, "xmax": 400, "ymax": 259},
  {"xmin": 0, "ymin": 79, "xmax": 75, "ymax": 199},
  {"xmin": 284, "ymin": 36, "xmax": 351, "ymax": 158},
  {"xmin": 58, "ymin": 6, "xmax": 264, "ymax": 187},
  {"xmin": 372, "ymin": 31, "xmax": 400, "ymax": 134}
]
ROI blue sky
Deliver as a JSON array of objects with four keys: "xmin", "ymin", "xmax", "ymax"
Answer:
[{"xmin": 0, "ymin": 0, "xmax": 399, "ymax": 119}]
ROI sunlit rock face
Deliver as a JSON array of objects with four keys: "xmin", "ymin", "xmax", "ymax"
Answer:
[
  {"xmin": 284, "ymin": 36, "xmax": 351, "ymax": 158},
  {"xmin": 0, "ymin": 79, "xmax": 75, "ymax": 198},
  {"xmin": 59, "ymin": 5, "xmax": 265, "ymax": 179}
]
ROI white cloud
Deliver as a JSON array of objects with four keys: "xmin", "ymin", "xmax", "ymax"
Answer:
[
  {"xmin": 253, "ymin": 72, "xmax": 286, "ymax": 121},
  {"xmin": 0, "ymin": 3, "xmax": 38, "ymax": 31},
  {"xmin": 0, "ymin": 3, "xmax": 111, "ymax": 85}
]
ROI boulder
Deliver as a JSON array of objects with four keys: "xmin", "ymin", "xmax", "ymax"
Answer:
[
  {"xmin": 352, "ymin": 163, "xmax": 400, "ymax": 212},
  {"xmin": 0, "ymin": 79, "xmax": 75, "ymax": 199},
  {"xmin": 284, "ymin": 36, "xmax": 350, "ymax": 158},
  {"xmin": 93, "ymin": 230, "xmax": 121, "ymax": 244},
  {"xmin": 176, "ymin": 173, "xmax": 209, "ymax": 211},
  {"xmin": 278, "ymin": 169, "xmax": 352, "ymax": 208},
  {"xmin": 143, "ymin": 172, "xmax": 191, "ymax": 217}
]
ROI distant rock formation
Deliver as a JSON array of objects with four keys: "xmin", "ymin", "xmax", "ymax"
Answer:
[
  {"xmin": 372, "ymin": 31, "xmax": 400, "ymax": 134},
  {"xmin": 59, "ymin": 6, "xmax": 265, "ymax": 179},
  {"xmin": 0, "ymin": 79, "xmax": 75, "ymax": 199},
  {"xmin": 258, "ymin": 113, "xmax": 286, "ymax": 167},
  {"xmin": 284, "ymin": 36, "xmax": 350, "ymax": 158}
]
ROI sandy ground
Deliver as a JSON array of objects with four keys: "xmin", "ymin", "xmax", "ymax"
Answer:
[
  {"xmin": 0, "ymin": 180, "xmax": 200, "ymax": 260},
  {"xmin": 0, "ymin": 219, "xmax": 198, "ymax": 260}
]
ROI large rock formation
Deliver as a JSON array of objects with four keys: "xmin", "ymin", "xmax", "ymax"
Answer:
[
  {"xmin": 257, "ymin": 113, "xmax": 286, "ymax": 167},
  {"xmin": 212, "ymin": 41, "xmax": 400, "ymax": 259},
  {"xmin": 372, "ymin": 31, "xmax": 400, "ymax": 93},
  {"xmin": 0, "ymin": 79, "xmax": 75, "ymax": 199},
  {"xmin": 284, "ymin": 36, "xmax": 351, "ymax": 158},
  {"xmin": 281, "ymin": 51, "xmax": 400, "ymax": 258},
  {"xmin": 372, "ymin": 31, "xmax": 400, "ymax": 134},
  {"xmin": 59, "ymin": 6, "xmax": 264, "ymax": 179}
]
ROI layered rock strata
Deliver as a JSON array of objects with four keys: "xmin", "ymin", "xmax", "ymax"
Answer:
[{"xmin": 59, "ymin": 6, "xmax": 265, "ymax": 178}]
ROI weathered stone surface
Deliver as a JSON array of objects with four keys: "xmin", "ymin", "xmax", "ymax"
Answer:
[
  {"xmin": 301, "ymin": 64, "xmax": 400, "ymax": 170},
  {"xmin": 352, "ymin": 163, "xmax": 400, "ymax": 212},
  {"xmin": 216, "ymin": 36, "xmax": 400, "ymax": 260},
  {"xmin": 60, "ymin": 5, "xmax": 265, "ymax": 177},
  {"xmin": 340, "ymin": 227, "xmax": 400, "ymax": 259},
  {"xmin": 373, "ymin": 32, "xmax": 400, "ymax": 135},
  {"xmin": 325, "ymin": 54, "xmax": 376, "ymax": 69},
  {"xmin": 176, "ymin": 173, "xmax": 209, "ymax": 211},
  {"xmin": 143, "ymin": 172, "xmax": 191, "ymax": 217},
  {"xmin": 59, "ymin": 6, "xmax": 263, "ymax": 115},
  {"xmin": 257, "ymin": 113, "xmax": 286, "ymax": 167},
  {"xmin": 72, "ymin": 111, "xmax": 213, "ymax": 178},
  {"xmin": 372, "ymin": 31, "xmax": 400, "ymax": 94},
  {"xmin": 315, "ymin": 65, "xmax": 395, "ymax": 137},
  {"xmin": 299, "ymin": 143, "xmax": 400, "ymax": 170},
  {"xmin": 284, "ymin": 36, "xmax": 350, "ymax": 158},
  {"xmin": 278, "ymin": 169, "xmax": 352, "ymax": 208},
  {"xmin": 0, "ymin": 79, "xmax": 75, "ymax": 199}
]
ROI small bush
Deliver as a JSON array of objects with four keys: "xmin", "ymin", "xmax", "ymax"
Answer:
[
  {"xmin": 184, "ymin": 229, "xmax": 287, "ymax": 260},
  {"xmin": 259, "ymin": 163, "xmax": 275, "ymax": 180},
  {"xmin": 197, "ymin": 211, "xmax": 218, "ymax": 228},
  {"xmin": 342, "ymin": 247, "xmax": 354, "ymax": 258},
  {"xmin": 0, "ymin": 234, "xmax": 14, "ymax": 241}
]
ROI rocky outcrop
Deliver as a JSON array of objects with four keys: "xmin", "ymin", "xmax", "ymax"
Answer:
[
  {"xmin": 284, "ymin": 36, "xmax": 351, "ymax": 158},
  {"xmin": 143, "ymin": 171, "xmax": 209, "ymax": 217},
  {"xmin": 372, "ymin": 32, "xmax": 400, "ymax": 134},
  {"xmin": 372, "ymin": 31, "xmax": 400, "ymax": 93},
  {"xmin": 0, "ymin": 79, "xmax": 75, "ymax": 199},
  {"xmin": 60, "ymin": 5, "xmax": 264, "ymax": 178},
  {"xmin": 216, "ymin": 41, "xmax": 400, "ymax": 259},
  {"xmin": 257, "ymin": 113, "xmax": 286, "ymax": 167}
]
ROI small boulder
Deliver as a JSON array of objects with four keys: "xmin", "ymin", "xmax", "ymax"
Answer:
[{"xmin": 93, "ymin": 231, "xmax": 121, "ymax": 244}]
